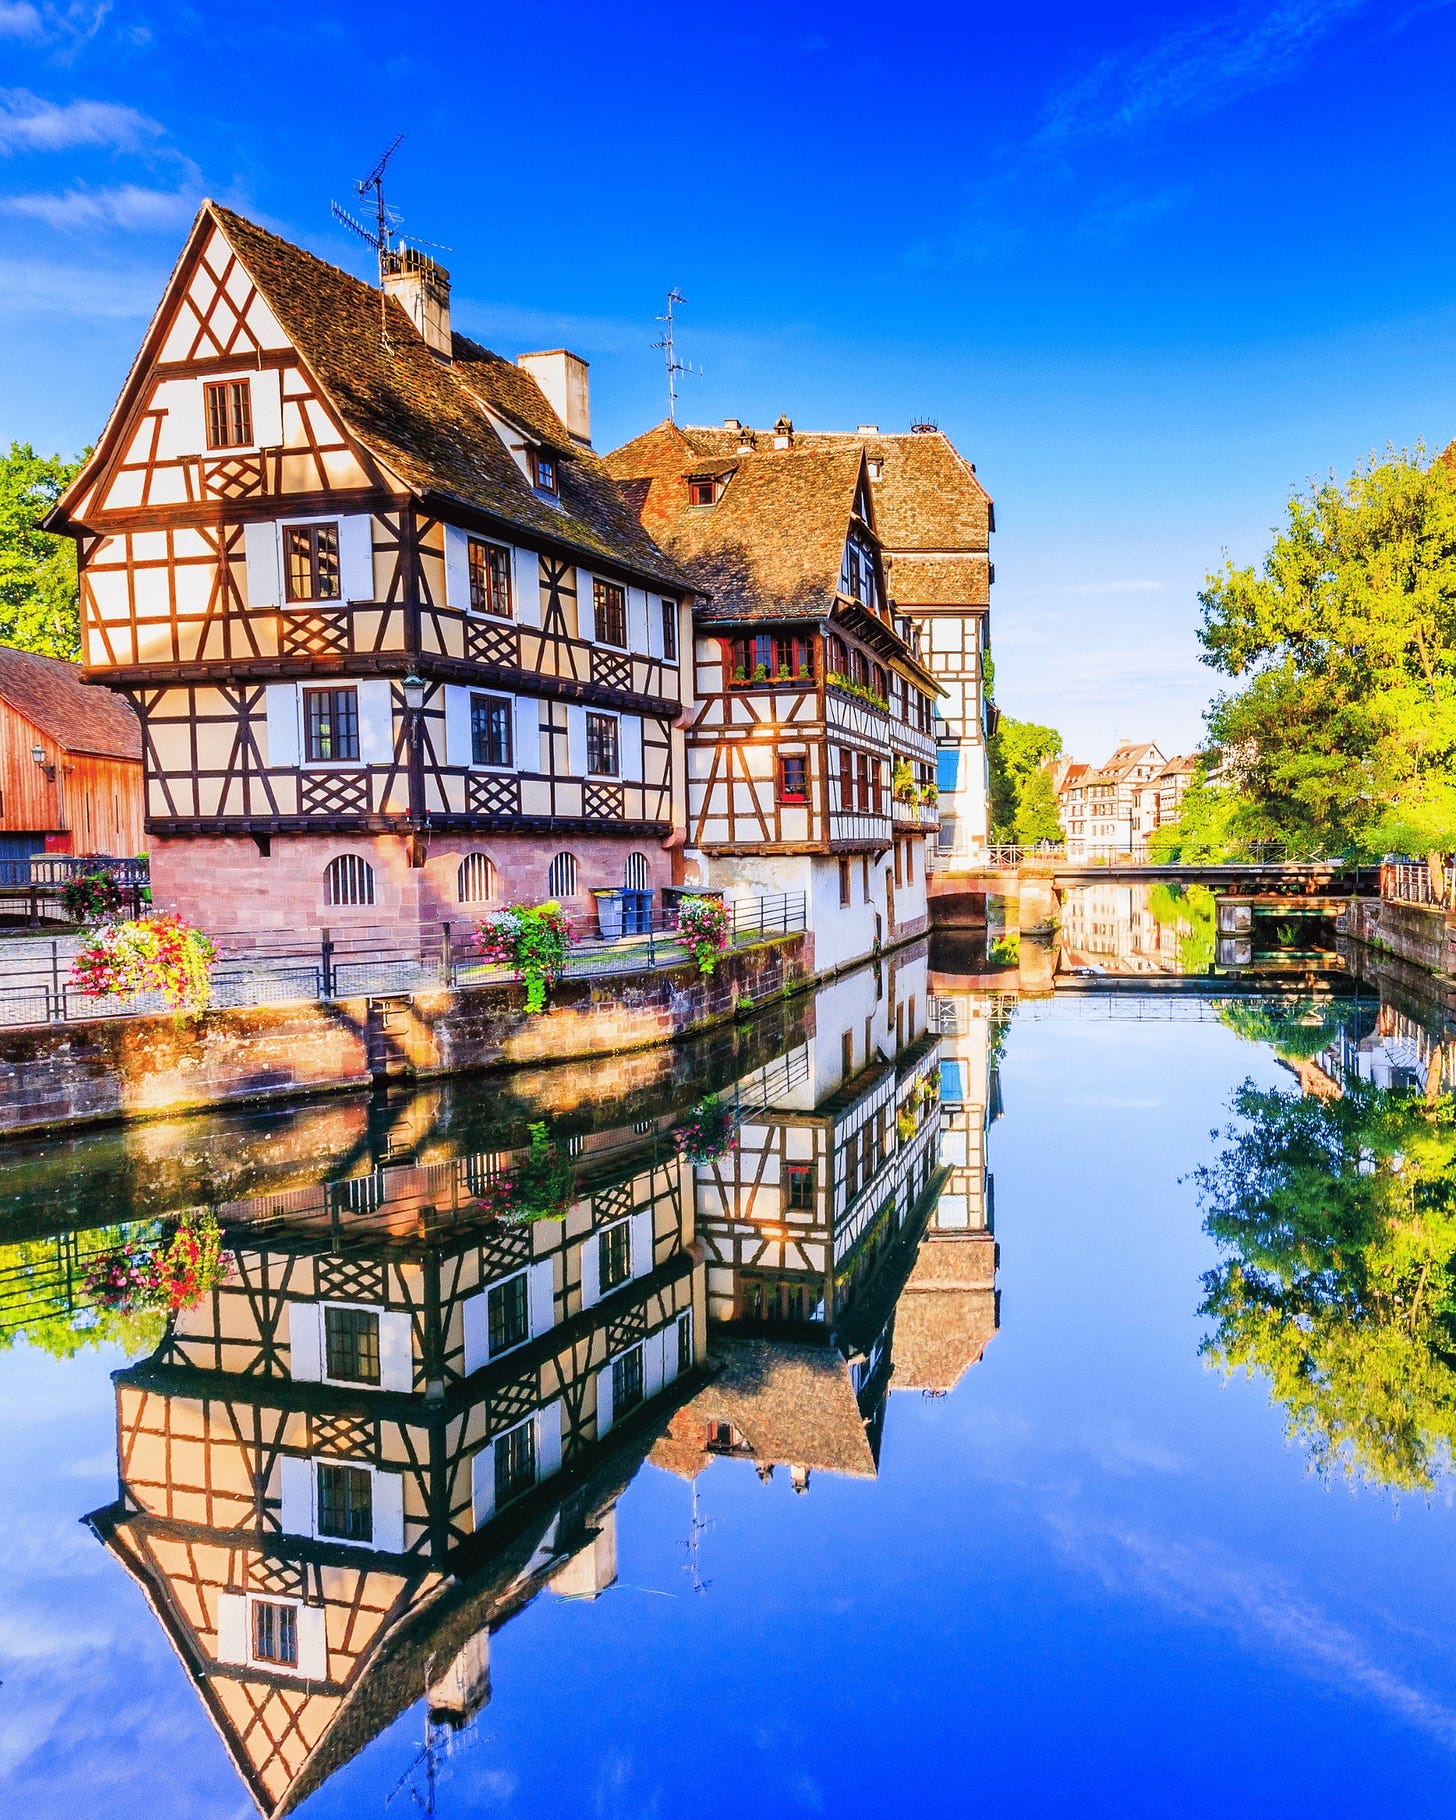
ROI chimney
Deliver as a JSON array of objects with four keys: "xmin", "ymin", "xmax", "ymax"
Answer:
[
  {"xmin": 517, "ymin": 349, "xmax": 591, "ymax": 448},
  {"xmin": 857, "ymin": 424, "xmax": 879, "ymax": 435},
  {"xmin": 382, "ymin": 247, "xmax": 452, "ymax": 360}
]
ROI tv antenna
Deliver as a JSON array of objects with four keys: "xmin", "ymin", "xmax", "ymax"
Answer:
[
  {"xmin": 652, "ymin": 287, "xmax": 701, "ymax": 422},
  {"xmin": 331, "ymin": 134, "xmax": 406, "ymax": 346}
]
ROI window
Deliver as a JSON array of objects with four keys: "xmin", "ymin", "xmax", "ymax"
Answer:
[
  {"xmin": 828, "ymin": 635, "xmax": 848, "ymax": 676},
  {"xmin": 470, "ymin": 693, "xmax": 512, "ymax": 768},
  {"xmin": 593, "ymin": 579, "xmax": 627, "ymax": 647},
  {"xmin": 304, "ymin": 687, "xmax": 359, "ymax": 763},
  {"xmin": 599, "ymin": 1219, "xmax": 632, "ymax": 1293},
  {"xmin": 786, "ymin": 1163, "xmax": 815, "ymax": 1209},
  {"xmin": 547, "ymin": 852, "xmax": 578, "ymax": 898},
  {"xmin": 494, "ymin": 1420, "xmax": 536, "ymax": 1506},
  {"xmin": 624, "ymin": 850, "xmax": 650, "ymax": 890},
  {"xmin": 779, "ymin": 755, "xmax": 808, "ymax": 803},
  {"xmin": 205, "ymin": 379, "xmax": 252, "ymax": 449},
  {"xmin": 317, "ymin": 1462, "xmax": 373, "ymax": 1543},
  {"xmin": 661, "ymin": 598, "xmax": 678, "ymax": 661},
  {"xmin": 586, "ymin": 712, "xmax": 619, "ymax": 776},
  {"xmin": 612, "ymin": 1344, "xmax": 644, "ymax": 1418},
  {"xmin": 325, "ymin": 854, "xmax": 374, "ymax": 907},
  {"xmin": 677, "ymin": 1311, "xmax": 693, "ymax": 1375},
  {"xmin": 905, "ymin": 840, "xmax": 914, "ymax": 884},
  {"xmin": 251, "ymin": 1599, "xmax": 298, "ymax": 1667},
  {"xmin": 839, "ymin": 857, "xmax": 852, "ymax": 906},
  {"xmin": 839, "ymin": 747, "xmax": 854, "ymax": 811},
  {"xmin": 857, "ymin": 752, "xmax": 871, "ymax": 811},
  {"xmin": 688, "ymin": 477, "xmax": 718, "ymax": 506},
  {"xmin": 487, "ymin": 1271, "xmax": 529, "ymax": 1355},
  {"xmin": 458, "ymin": 852, "xmax": 498, "ymax": 904},
  {"xmin": 285, "ymin": 523, "xmax": 341, "ymax": 602},
  {"xmin": 841, "ymin": 1029, "xmax": 854, "ymax": 1078},
  {"xmin": 840, "ymin": 531, "xmax": 881, "ymax": 609},
  {"xmin": 532, "ymin": 451, "xmax": 557, "ymax": 494},
  {"xmin": 468, "ymin": 537, "xmax": 513, "ymax": 617},
  {"xmin": 728, "ymin": 633, "xmax": 812, "ymax": 684},
  {"xmin": 324, "ymin": 1306, "xmax": 380, "ymax": 1385}
]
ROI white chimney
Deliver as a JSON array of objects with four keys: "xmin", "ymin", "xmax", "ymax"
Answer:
[
  {"xmin": 517, "ymin": 349, "xmax": 591, "ymax": 448},
  {"xmin": 383, "ymin": 248, "xmax": 452, "ymax": 360}
]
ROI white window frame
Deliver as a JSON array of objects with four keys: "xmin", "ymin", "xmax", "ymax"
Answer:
[
  {"xmin": 468, "ymin": 688, "xmax": 515, "ymax": 772},
  {"xmin": 462, "ymin": 1258, "xmax": 555, "ymax": 1374},
  {"xmin": 311, "ymin": 1299, "xmax": 412, "ymax": 1392},
  {"xmin": 299, "ymin": 682, "xmax": 365, "ymax": 772},
  {"xmin": 466, "ymin": 532, "xmax": 515, "ymax": 621}
]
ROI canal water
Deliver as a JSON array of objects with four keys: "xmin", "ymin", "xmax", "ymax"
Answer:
[{"xmin": 3, "ymin": 932, "xmax": 1456, "ymax": 1817}]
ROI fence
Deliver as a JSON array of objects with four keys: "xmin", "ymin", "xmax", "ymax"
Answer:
[
  {"xmin": 0, "ymin": 853, "xmax": 151, "ymax": 927},
  {"xmin": 1382, "ymin": 860, "xmax": 1442, "ymax": 908},
  {"xmin": 0, "ymin": 891, "xmax": 809, "ymax": 1031}
]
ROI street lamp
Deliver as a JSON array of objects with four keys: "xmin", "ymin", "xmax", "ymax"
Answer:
[{"xmin": 402, "ymin": 673, "xmax": 427, "ymax": 867}]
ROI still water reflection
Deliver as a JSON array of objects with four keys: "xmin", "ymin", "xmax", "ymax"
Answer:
[{"xmin": 5, "ymin": 944, "xmax": 1456, "ymax": 1815}]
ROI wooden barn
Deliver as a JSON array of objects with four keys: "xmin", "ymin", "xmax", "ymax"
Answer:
[{"xmin": 0, "ymin": 642, "xmax": 144, "ymax": 860}]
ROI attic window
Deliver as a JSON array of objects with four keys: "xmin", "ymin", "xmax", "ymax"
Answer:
[
  {"xmin": 205, "ymin": 380, "xmax": 252, "ymax": 450},
  {"xmin": 867, "ymin": 458, "xmax": 883, "ymax": 482},
  {"xmin": 532, "ymin": 452, "xmax": 558, "ymax": 495},
  {"xmin": 688, "ymin": 475, "xmax": 726, "ymax": 507}
]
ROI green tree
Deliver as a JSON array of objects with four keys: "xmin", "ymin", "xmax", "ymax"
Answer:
[
  {"xmin": 1195, "ymin": 1077, "xmax": 1456, "ymax": 1493},
  {"xmin": 1146, "ymin": 760, "xmax": 1241, "ymax": 861},
  {"xmin": 1197, "ymin": 448, "xmax": 1456, "ymax": 859},
  {"xmin": 988, "ymin": 716, "xmax": 1063, "ymax": 844},
  {"xmin": 0, "ymin": 442, "xmax": 83, "ymax": 659}
]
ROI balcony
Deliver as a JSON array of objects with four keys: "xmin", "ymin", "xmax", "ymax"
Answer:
[
  {"xmin": 829, "ymin": 810, "xmax": 894, "ymax": 849},
  {"xmin": 893, "ymin": 797, "xmax": 940, "ymax": 830}
]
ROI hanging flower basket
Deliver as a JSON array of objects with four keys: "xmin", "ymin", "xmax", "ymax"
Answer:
[
  {"xmin": 674, "ymin": 1094, "xmax": 738, "ymax": 1164},
  {"xmin": 476, "ymin": 902, "xmax": 574, "ymax": 1013},
  {"xmin": 473, "ymin": 1122, "xmax": 575, "ymax": 1222},
  {"xmin": 677, "ymin": 895, "xmax": 731, "ymax": 975},
  {"xmin": 71, "ymin": 913, "xmax": 218, "ymax": 1014},
  {"xmin": 86, "ymin": 1211, "xmax": 233, "ymax": 1315},
  {"xmin": 62, "ymin": 871, "xmax": 126, "ymax": 925}
]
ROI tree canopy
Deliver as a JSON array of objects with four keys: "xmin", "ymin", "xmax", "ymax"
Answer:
[
  {"xmin": 0, "ymin": 442, "xmax": 83, "ymax": 660},
  {"xmin": 1195, "ymin": 1076, "xmax": 1456, "ymax": 1494},
  {"xmin": 1196, "ymin": 448, "xmax": 1456, "ymax": 859},
  {"xmin": 988, "ymin": 715, "xmax": 1063, "ymax": 844}
]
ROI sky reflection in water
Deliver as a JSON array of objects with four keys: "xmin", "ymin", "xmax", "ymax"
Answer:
[{"xmin": 4, "ymin": 980, "xmax": 1456, "ymax": 1819}]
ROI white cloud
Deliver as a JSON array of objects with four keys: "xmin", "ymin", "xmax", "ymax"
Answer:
[
  {"xmin": 2, "ymin": 181, "xmax": 198, "ymax": 231},
  {"xmin": 0, "ymin": 88, "xmax": 163, "ymax": 154},
  {"xmin": 0, "ymin": 256, "xmax": 159, "ymax": 316},
  {"xmin": 0, "ymin": 2, "xmax": 43, "ymax": 37},
  {"xmin": 1038, "ymin": 0, "xmax": 1389, "ymax": 147}
]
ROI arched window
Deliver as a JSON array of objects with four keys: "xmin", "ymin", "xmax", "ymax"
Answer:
[
  {"xmin": 325, "ymin": 853, "xmax": 374, "ymax": 907},
  {"xmin": 624, "ymin": 851, "xmax": 650, "ymax": 891},
  {"xmin": 547, "ymin": 852, "xmax": 579, "ymax": 899},
  {"xmin": 457, "ymin": 852, "xmax": 498, "ymax": 904}
]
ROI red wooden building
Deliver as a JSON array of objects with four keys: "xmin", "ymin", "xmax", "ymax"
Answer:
[{"xmin": 0, "ymin": 642, "xmax": 144, "ymax": 860}]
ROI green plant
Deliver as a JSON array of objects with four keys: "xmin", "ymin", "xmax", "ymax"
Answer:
[
  {"xmin": 736, "ymin": 994, "xmax": 755, "ymax": 1013},
  {"xmin": 752, "ymin": 662, "xmax": 769, "ymax": 682},
  {"xmin": 989, "ymin": 931, "xmax": 1020, "ymax": 966},
  {"xmin": 62, "ymin": 870, "xmax": 125, "ymax": 924},
  {"xmin": 826, "ymin": 670, "xmax": 889, "ymax": 712},
  {"xmin": 919, "ymin": 782, "xmax": 939, "ymax": 804},
  {"xmin": 897, "ymin": 1107, "xmax": 917, "ymax": 1143},
  {"xmin": 477, "ymin": 902, "xmax": 574, "ymax": 1013},
  {"xmin": 733, "ymin": 666, "xmax": 747, "ymax": 682},
  {"xmin": 893, "ymin": 760, "xmax": 916, "ymax": 802},
  {"xmin": 475, "ymin": 1121, "xmax": 575, "ymax": 1221},
  {"xmin": 678, "ymin": 894, "xmax": 731, "ymax": 975}
]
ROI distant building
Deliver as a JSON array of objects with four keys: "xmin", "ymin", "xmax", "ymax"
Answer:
[
  {"xmin": 1155, "ymin": 753, "xmax": 1199, "ymax": 828},
  {"xmin": 1055, "ymin": 740, "xmax": 1206, "ymax": 858},
  {"xmin": 0, "ymin": 642, "xmax": 143, "ymax": 860}
]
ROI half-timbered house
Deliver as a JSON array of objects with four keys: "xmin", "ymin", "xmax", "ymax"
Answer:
[
  {"xmin": 86, "ymin": 1117, "xmax": 705, "ymax": 1815},
  {"xmin": 47, "ymin": 204, "xmax": 694, "ymax": 936},
  {"xmin": 652, "ymin": 946, "xmax": 949, "ymax": 1487},
  {"xmin": 606, "ymin": 420, "xmax": 942, "ymax": 974}
]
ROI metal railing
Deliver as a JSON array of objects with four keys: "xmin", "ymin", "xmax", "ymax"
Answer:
[
  {"xmin": 1382, "ymin": 861, "xmax": 1441, "ymax": 907},
  {"xmin": 0, "ymin": 892, "xmax": 809, "ymax": 1030},
  {"xmin": 0, "ymin": 854, "xmax": 150, "ymax": 887}
]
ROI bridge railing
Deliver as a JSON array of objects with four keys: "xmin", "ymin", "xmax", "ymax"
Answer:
[{"xmin": 1382, "ymin": 860, "xmax": 1441, "ymax": 908}]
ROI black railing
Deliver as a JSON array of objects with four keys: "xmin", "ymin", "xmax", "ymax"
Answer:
[{"xmin": 0, "ymin": 892, "xmax": 809, "ymax": 1030}]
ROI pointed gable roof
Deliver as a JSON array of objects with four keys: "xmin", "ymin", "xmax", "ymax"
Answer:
[
  {"xmin": 0, "ymin": 642, "xmax": 140, "ymax": 759},
  {"xmin": 52, "ymin": 203, "xmax": 688, "ymax": 593},
  {"xmin": 605, "ymin": 420, "xmax": 873, "ymax": 623}
]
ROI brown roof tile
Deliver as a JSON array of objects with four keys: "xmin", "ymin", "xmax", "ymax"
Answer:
[
  {"xmin": 886, "ymin": 552, "xmax": 990, "ymax": 608},
  {"xmin": 604, "ymin": 421, "xmax": 867, "ymax": 624},
  {"xmin": 195, "ymin": 206, "xmax": 688, "ymax": 592},
  {"xmin": 890, "ymin": 1234, "xmax": 998, "ymax": 1394},
  {"xmin": 0, "ymin": 643, "xmax": 141, "ymax": 759}
]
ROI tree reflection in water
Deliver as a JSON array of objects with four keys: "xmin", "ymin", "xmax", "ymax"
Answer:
[{"xmin": 1196, "ymin": 1077, "xmax": 1456, "ymax": 1494}]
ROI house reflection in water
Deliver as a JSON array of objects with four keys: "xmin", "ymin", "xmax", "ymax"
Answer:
[
  {"xmin": 82, "ymin": 949, "xmax": 1000, "ymax": 1814},
  {"xmin": 655, "ymin": 942, "xmax": 1001, "ymax": 1493}
]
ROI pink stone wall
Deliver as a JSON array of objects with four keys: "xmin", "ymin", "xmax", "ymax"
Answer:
[{"xmin": 149, "ymin": 829, "xmax": 684, "ymax": 939}]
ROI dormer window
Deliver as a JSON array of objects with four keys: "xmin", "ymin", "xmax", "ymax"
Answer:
[
  {"xmin": 532, "ymin": 452, "xmax": 558, "ymax": 495},
  {"xmin": 840, "ymin": 530, "xmax": 881, "ymax": 611},
  {"xmin": 688, "ymin": 473, "xmax": 729, "ymax": 507},
  {"xmin": 867, "ymin": 458, "xmax": 883, "ymax": 482}
]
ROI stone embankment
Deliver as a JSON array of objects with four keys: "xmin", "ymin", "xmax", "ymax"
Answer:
[
  {"xmin": 1343, "ymin": 897, "xmax": 1456, "ymax": 1004},
  {"xmin": 0, "ymin": 935, "xmax": 811, "ymax": 1137}
]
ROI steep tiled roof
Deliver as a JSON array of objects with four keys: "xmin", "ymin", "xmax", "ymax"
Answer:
[
  {"xmin": 887, "ymin": 552, "xmax": 990, "ymax": 608},
  {"xmin": 605, "ymin": 421, "xmax": 868, "ymax": 624},
  {"xmin": 176, "ymin": 206, "xmax": 687, "ymax": 591},
  {"xmin": 649, "ymin": 1337, "xmax": 878, "ymax": 1481},
  {"xmin": 0, "ymin": 643, "xmax": 140, "ymax": 758},
  {"xmin": 890, "ymin": 1234, "xmax": 998, "ymax": 1394},
  {"xmin": 668, "ymin": 423, "xmax": 992, "ymax": 551}
]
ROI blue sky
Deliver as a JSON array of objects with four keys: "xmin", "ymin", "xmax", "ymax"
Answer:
[{"xmin": 3, "ymin": 0, "xmax": 1456, "ymax": 760}]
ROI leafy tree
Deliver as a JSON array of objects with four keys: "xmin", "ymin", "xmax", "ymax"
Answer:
[
  {"xmin": 1195, "ymin": 1077, "xmax": 1456, "ymax": 1493},
  {"xmin": 1146, "ymin": 759, "xmax": 1241, "ymax": 861},
  {"xmin": 0, "ymin": 442, "xmax": 83, "ymax": 659},
  {"xmin": 988, "ymin": 715, "xmax": 1063, "ymax": 844},
  {"xmin": 1197, "ymin": 448, "xmax": 1456, "ymax": 859}
]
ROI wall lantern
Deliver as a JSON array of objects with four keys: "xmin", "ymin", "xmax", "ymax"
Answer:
[{"xmin": 402, "ymin": 673, "xmax": 426, "ymax": 713}]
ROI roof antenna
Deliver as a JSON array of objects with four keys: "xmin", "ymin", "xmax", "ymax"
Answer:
[
  {"xmin": 331, "ymin": 134, "xmax": 405, "ymax": 348},
  {"xmin": 652, "ymin": 287, "xmax": 702, "ymax": 423}
]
